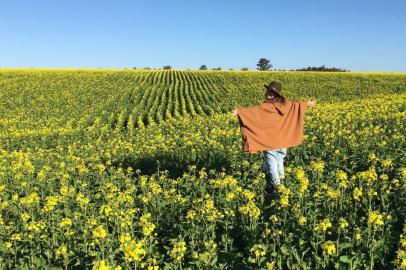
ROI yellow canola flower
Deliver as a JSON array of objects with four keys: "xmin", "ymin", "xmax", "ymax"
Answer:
[
  {"xmin": 87, "ymin": 218, "xmax": 98, "ymax": 226},
  {"xmin": 10, "ymin": 234, "xmax": 21, "ymax": 241},
  {"xmin": 335, "ymin": 169, "xmax": 349, "ymax": 188},
  {"xmin": 294, "ymin": 168, "xmax": 309, "ymax": 195},
  {"xmin": 99, "ymin": 204, "xmax": 113, "ymax": 217},
  {"xmin": 294, "ymin": 168, "xmax": 306, "ymax": 180},
  {"xmin": 248, "ymin": 244, "xmax": 266, "ymax": 263},
  {"xmin": 266, "ymin": 261, "xmax": 276, "ymax": 270},
  {"xmin": 279, "ymin": 194, "xmax": 289, "ymax": 207},
  {"xmin": 76, "ymin": 193, "xmax": 90, "ymax": 207},
  {"xmin": 186, "ymin": 209, "xmax": 197, "ymax": 220},
  {"xmin": 92, "ymin": 260, "xmax": 113, "ymax": 270},
  {"xmin": 142, "ymin": 222, "xmax": 156, "ymax": 237},
  {"xmin": 368, "ymin": 211, "xmax": 384, "ymax": 227},
  {"xmin": 168, "ymin": 240, "xmax": 187, "ymax": 262},
  {"xmin": 200, "ymin": 198, "xmax": 224, "ymax": 222},
  {"xmin": 395, "ymin": 225, "xmax": 406, "ymax": 268},
  {"xmin": 11, "ymin": 193, "xmax": 19, "ymax": 201},
  {"xmin": 241, "ymin": 189, "xmax": 256, "ymax": 201},
  {"xmin": 139, "ymin": 212, "xmax": 152, "ymax": 223},
  {"xmin": 60, "ymin": 185, "xmax": 75, "ymax": 196},
  {"xmin": 225, "ymin": 191, "xmax": 236, "ymax": 202},
  {"xmin": 380, "ymin": 159, "xmax": 393, "ymax": 169},
  {"xmin": 20, "ymin": 212, "xmax": 30, "ymax": 222},
  {"xmin": 368, "ymin": 153, "xmax": 378, "ymax": 162},
  {"xmin": 310, "ymin": 161, "xmax": 325, "ymax": 173},
  {"xmin": 204, "ymin": 239, "xmax": 217, "ymax": 250},
  {"xmin": 42, "ymin": 195, "xmax": 60, "ymax": 212},
  {"xmin": 209, "ymin": 176, "xmax": 239, "ymax": 188},
  {"xmin": 298, "ymin": 216, "xmax": 307, "ymax": 225},
  {"xmin": 269, "ymin": 215, "xmax": 278, "ymax": 222},
  {"xmin": 26, "ymin": 220, "xmax": 46, "ymax": 232},
  {"xmin": 239, "ymin": 200, "xmax": 261, "ymax": 220},
  {"xmin": 92, "ymin": 225, "xmax": 108, "ymax": 240},
  {"xmin": 121, "ymin": 238, "xmax": 147, "ymax": 263},
  {"xmin": 55, "ymin": 245, "xmax": 68, "ymax": 258},
  {"xmin": 59, "ymin": 218, "xmax": 72, "ymax": 228},
  {"xmin": 322, "ymin": 241, "xmax": 336, "ymax": 255},
  {"xmin": 339, "ymin": 217, "xmax": 349, "ymax": 230},
  {"xmin": 276, "ymin": 184, "xmax": 291, "ymax": 207},
  {"xmin": 395, "ymin": 250, "xmax": 406, "ymax": 268},
  {"xmin": 314, "ymin": 218, "xmax": 332, "ymax": 232},
  {"xmin": 353, "ymin": 187, "xmax": 362, "ymax": 201},
  {"xmin": 325, "ymin": 186, "xmax": 339, "ymax": 199},
  {"xmin": 138, "ymin": 213, "xmax": 156, "ymax": 236},
  {"xmin": 399, "ymin": 167, "xmax": 406, "ymax": 181},
  {"xmin": 119, "ymin": 232, "xmax": 132, "ymax": 244},
  {"xmin": 149, "ymin": 182, "xmax": 163, "ymax": 194},
  {"xmin": 96, "ymin": 163, "xmax": 106, "ymax": 173},
  {"xmin": 20, "ymin": 192, "xmax": 40, "ymax": 206},
  {"xmin": 357, "ymin": 167, "xmax": 378, "ymax": 182}
]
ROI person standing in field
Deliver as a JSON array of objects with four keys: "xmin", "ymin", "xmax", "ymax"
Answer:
[{"xmin": 230, "ymin": 81, "xmax": 316, "ymax": 192}]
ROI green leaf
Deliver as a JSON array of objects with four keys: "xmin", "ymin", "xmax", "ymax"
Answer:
[
  {"xmin": 340, "ymin": 255, "xmax": 350, "ymax": 263},
  {"xmin": 280, "ymin": 245, "xmax": 290, "ymax": 255},
  {"xmin": 32, "ymin": 256, "xmax": 46, "ymax": 266},
  {"xmin": 339, "ymin": 242, "xmax": 353, "ymax": 249}
]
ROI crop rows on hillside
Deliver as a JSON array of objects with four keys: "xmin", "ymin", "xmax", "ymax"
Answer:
[{"xmin": 0, "ymin": 70, "xmax": 405, "ymax": 269}]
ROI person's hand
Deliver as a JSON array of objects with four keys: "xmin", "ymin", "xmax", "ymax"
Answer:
[
  {"xmin": 230, "ymin": 108, "xmax": 238, "ymax": 117},
  {"xmin": 307, "ymin": 97, "xmax": 317, "ymax": 107}
]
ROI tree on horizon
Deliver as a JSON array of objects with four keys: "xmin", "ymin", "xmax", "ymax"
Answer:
[{"xmin": 257, "ymin": 58, "xmax": 272, "ymax": 71}]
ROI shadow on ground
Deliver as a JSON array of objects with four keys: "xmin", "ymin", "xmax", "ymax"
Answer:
[{"xmin": 110, "ymin": 150, "xmax": 235, "ymax": 179}]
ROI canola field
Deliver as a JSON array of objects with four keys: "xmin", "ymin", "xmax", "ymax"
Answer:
[{"xmin": 0, "ymin": 69, "xmax": 405, "ymax": 269}]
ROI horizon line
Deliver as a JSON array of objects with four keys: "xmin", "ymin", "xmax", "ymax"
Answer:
[{"xmin": 0, "ymin": 67, "xmax": 406, "ymax": 74}]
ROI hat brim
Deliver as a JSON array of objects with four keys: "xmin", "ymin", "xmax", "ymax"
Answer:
[{"xmin": 265, "ymin": 86, "xmax": 282, "ymax": 97}]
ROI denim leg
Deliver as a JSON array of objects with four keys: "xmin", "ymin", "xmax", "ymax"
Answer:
[
  {"xmin": 263, "ymin": 150, "xmax": 280, "ymax": 185},
  {"xmin": 276, "ymin": 148, "xmax": 287, "ymax": 177}
]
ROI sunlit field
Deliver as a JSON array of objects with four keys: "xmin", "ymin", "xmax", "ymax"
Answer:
[{"xmin": 0, "ymin": 69, "xmax": 405, "ymax": 269}]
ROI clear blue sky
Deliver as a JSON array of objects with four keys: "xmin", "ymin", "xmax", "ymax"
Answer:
[{"xmin": 1, "ymin": 0, "xmax": 405, "ymax": 71}]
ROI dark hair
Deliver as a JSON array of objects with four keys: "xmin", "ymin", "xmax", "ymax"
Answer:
[{"xmin": 264, "ymin": 89, "xmax": 287, "ymax": 104}]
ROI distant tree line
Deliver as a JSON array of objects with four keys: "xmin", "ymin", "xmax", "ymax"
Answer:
[
  {"xmin": 292, "ymin": 65, "xmax": 349, "ymax": 72},
  {"xmin": 129, "ymin": 59, "xmax": 348, "ymax": 72},
  {"xmin": 199, "ymin": 65, "xmax": 249, "ymax": 71}
]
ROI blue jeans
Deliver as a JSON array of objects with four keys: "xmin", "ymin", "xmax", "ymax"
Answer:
[{"xmin": 263, "ymin": 148, "xmax": 287, "ymax": 186}]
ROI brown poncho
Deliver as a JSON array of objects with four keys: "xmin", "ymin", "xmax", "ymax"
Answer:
[{"xmin": 236, "ymin": 100, "xmax": 308, "ymax": 153}]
